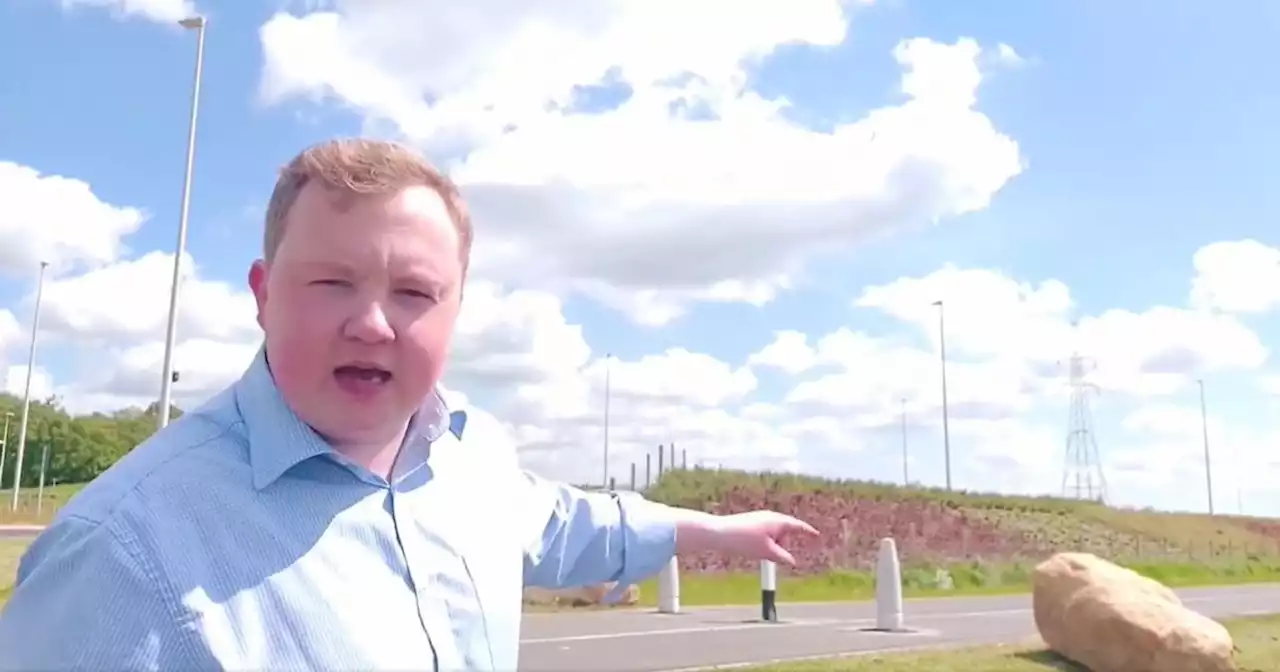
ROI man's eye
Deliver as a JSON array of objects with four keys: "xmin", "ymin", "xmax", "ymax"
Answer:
[
  {"xmin": 399, "ymin": 288, "xmax": 436, "ymax": 300},
  {"xmin": 312, "ymin": 279, "xmax": 349, "ymax": 287}
]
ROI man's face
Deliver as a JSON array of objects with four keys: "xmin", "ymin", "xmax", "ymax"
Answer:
[{"xmin": 248, "ymin": 182, "xmax": 463, "ymax": 445}]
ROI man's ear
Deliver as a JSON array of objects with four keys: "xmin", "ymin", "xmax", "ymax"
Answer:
[{"xmin": 248, "ymin": 260, "xmax": 268, "ymax": 330}]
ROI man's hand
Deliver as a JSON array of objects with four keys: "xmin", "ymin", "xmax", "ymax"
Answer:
[{"xmin": 674, "ymin": 510, "xmax": 820, "ymax": 566}]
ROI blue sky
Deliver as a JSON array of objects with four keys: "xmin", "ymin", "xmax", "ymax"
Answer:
[{"xmin": 1, "ymin": 0, "xmax": 1278, "ymax": 513}]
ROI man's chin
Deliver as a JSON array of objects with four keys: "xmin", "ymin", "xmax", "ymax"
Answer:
[{"xmin": 307, "ymin": 405, "xmax": 410, "ymax": 444}]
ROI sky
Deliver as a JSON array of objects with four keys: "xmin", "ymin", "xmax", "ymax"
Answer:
[{"xmin": 1, "ymin": 0, "xmax": 1279, "ymax": 515}]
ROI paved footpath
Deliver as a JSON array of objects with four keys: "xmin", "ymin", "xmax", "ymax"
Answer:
[{"xmin": 519, "ymin": 585, "xmax": 1280, "ymax": 672}]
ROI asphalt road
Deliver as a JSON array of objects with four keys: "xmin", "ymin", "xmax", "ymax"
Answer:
[{"xmin": 518, "ymin": 585, "xmax": 1280, "ymax": 672}]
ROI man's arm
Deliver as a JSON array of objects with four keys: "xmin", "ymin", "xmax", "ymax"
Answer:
[
  {"xmin": 519, "ymin": 472, "xmax": 818, "ymax": 590},
  {"xmin": 521, "ymin": 473, "xmax": 676, "ymax": 589},
  {"xmin": 0, "ymin": 514, "xmax": 205, "ymax": 671}
]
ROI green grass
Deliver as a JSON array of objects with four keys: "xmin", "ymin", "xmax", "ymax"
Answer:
[
  {"xmin": 629, "ymin": 558, "xmax": 1280, "ymax": 607},
  {"xmin": 0, "ymin": 539, "xmax": 27, "ymax": 609},
  {"xmin": 0, "ymin": 483, "xmax": 84, "ymax": 526},
  {"xmin": 740, "ymin": 613, "xmax": 1280, "ymax": 671}
]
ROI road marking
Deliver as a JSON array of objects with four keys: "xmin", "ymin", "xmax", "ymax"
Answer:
[
  {"xmin": 521, "ymin": 606, "xmax": 1037, "ymax": 644},
  {"xmin": 520, "ymin": 618, "xmax": 849, "ymax": 644},
  {"xmin": 522, "ymin": 595, "xmax": 1279, "ymax": 646}
]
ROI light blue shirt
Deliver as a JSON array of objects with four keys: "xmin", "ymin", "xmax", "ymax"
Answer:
[{"xmin": 0, "ymin": 349, "xmax": 678, "ymax": 671}]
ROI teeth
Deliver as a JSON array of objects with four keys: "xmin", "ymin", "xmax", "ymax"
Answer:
[{"xmin": 338, "ymin": 367, "xmax": 389, "ymax": 381}]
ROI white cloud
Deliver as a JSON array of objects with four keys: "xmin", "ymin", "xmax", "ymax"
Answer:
[
  {"xmin": 39, "ymin": 250, "xmax": 259, "ymax": 347},
  {"xmin": 995, "ymin": 43, "xmax": 1025, "ymax": 67},
  {"xmin": 748, "ymin": 330, "xmax": 817, "ymax": 375},
  {"xmin": 57, "ymin": 0, "xmax": 197, "ymax": 24},
  {"xmin": 8, "ymin": 6, "xmax": 1280, "ymax": 517},
  {"xmin": 1110, "ymin": 402, "xmax": 1278, "ymax": 515},
  {"xmin": 0, "ymin": 162, "xmax": 146, "ymax": 278},
  {"xmin": 1189, "ymin": 239, "xmax": 1280, "ymax": 314},
  {"xmin": 258, "ymin": 2, "xmax": 1024, "ymax": 324},
  {"xmin": 0, "ymin": 310, "xmax": 19, "ymax": 357},
  {"xmin": 4, "ymin": 365, "xmax": 54, "ymax": 403},
  {"xmin": 1261, "ymin": 375, "xmax": 1280, "ymax": 396},
  {"xmin": 853, "ymin": 265, "xmax": 1268, "ymax": 397}
]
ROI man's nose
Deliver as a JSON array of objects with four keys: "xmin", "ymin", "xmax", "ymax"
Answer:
[{"xmin": 342, "ymin": 300, "xmax": 395, "ymax": 343}]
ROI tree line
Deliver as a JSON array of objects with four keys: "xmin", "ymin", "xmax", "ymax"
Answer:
[{"xmin": 0, "ymin": 392, "xmax": 183, "ymax": 489}]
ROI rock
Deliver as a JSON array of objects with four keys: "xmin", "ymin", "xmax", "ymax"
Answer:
[{"xmin": 1032, "ymin": 552, "xmax": 1236, "ymax": 672}]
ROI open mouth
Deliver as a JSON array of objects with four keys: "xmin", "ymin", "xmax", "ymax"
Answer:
[{"xmin": 334, "ymin": 364, "xmax": 392, "ymax": 384}]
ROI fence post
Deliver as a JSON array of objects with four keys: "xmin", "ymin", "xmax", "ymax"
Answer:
[
  {"xmin": 630, "ymin": 463, "xmax": 636, "ymax": 490},
  {"xmin": 657, "ymin": 445, "xmax": 665, "ymax": 475},
  {"xmin": 645, "ymin": 454, "xmax": 651, "ymax": 488}
]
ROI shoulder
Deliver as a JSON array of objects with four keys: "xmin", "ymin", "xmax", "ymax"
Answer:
[
  {"xmin": 0, "ymin": 390, "xmax": 249, "ymax": 667},
  {"xmin": 0, "ymin": 511, "xmax": 202, "ymax": 667},
  {"xmin": 56, "ymin": 386, "xmax": 249, "ymax": 528}
]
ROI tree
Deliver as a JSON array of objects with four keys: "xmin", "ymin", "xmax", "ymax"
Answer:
[{"xmin": 0, "ymin": 393, "xmax": 184, "ymax": 487}]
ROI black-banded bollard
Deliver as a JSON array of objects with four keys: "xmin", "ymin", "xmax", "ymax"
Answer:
[{"xmin": 760, "ymin": 560, "xmax": 778, "ymax": 622}]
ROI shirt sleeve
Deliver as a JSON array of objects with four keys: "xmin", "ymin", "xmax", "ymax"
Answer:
[
  {"xmin": 0, "ymin": 514, "xmax": 205, "ymax": 671},
  {"xmin": 520, "ymin": 471, "xmax": 677, "ymax": 592}
]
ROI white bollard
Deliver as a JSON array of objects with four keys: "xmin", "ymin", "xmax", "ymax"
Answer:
[
  {"xmin": 875, "ymin": 537, "xmax": 904, "ymax": 631},
  {"xmin": 760, "ymin": 560, "xmax": 778, "ymax": 622},
  {"xmin": 657, "ymin": 555, "xmax": 681, "ymax": 614}
]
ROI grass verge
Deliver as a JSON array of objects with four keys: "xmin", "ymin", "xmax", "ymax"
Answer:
[
  {"xmin": 739, "ymin": 614, "xmax": 1280, "ymax": 671},
  {"xmin": 630, "ymin": 559, "xmax": 1280, "ymax": 607}
]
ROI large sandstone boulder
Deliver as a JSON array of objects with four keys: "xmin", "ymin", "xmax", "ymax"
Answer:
[
  {"xmin": 1032, "ymin": 552, "xmax": 1236, "ymax": 672},
  {"xmin": 522, "ymin": 582, "xmax": 640, "ymax": 607}
]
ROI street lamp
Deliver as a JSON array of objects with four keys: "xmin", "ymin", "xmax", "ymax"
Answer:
[
  {"xmin": 12, "ymin": 261, "xmax": 48, "ymax": 511},
  {"xmin": 1197, "ymin": 378, "xmax": 1214, "ymax": 515},
  {"xmin": 0, "ymin": 411, "xmax": 12, "ymax": 490},
  {"xmin": 602, "ymin": 353, "xmax": 612, "ymax": 488},
  {"xmin": 932, "ymin": 299, "xmax": 952, "ymax": 491},
  {"xmin": 900, "ymin": 397, "xmax": 909, "ymax": 486},
  {"xmin": 36, "ymin": 430, "xmax": 51, "ymax": 515},
  {"xmin": 157, "ymin": 14, "xmax": 207, "ymax": 430}
]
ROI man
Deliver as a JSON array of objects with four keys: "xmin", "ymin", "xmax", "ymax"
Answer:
[{"xmin": 0, "ymin": 138, "xmax": 817, "ymax": 671}]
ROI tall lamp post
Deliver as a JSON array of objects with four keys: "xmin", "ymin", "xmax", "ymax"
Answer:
[
  {"xmin": 12, "ymin": 261, "xmax": 48, "ymax": 511},
  {"xmin": 932, "ymin": 299, "xmax": 953, "ymax": 491},
  {"xmin": 157, "ymin": 14, "xmax": 207, "ymax": 430},
  {"xmin": 0, "ymin": 411, "xmax": 12, "ymax": 492},
  {"xmin": 900, "ymin": 397, "xmax": 909, "ymax": 486},
  {"xmin": 602, "ymin": 354, "xmax": 612, "ymax": 488},
  {"xmin": 1197, "ymin": 378, "xmax": 1214, "ymax": 515}
]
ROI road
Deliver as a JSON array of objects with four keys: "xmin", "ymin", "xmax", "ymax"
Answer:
[
  {"xmin": 0, "ymin": 526, "xmax": 42, "ymax": 539},
  {"xmin": 518, "ymin": 585, "xmax": 1280, "ymax": 672}
]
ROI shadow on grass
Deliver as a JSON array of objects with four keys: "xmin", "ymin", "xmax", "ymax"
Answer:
[{"xmin": 1011, "ymin": 650, "xmax": 1087, "ymax": 670}]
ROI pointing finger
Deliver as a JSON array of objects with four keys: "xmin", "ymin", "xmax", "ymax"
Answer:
[
  {"xmin": 786, "ymin": 518, "xmax": 820, "ymax": 537},
  {"xmin": 767, "ymin": 538, "xmax": 796, "ymax": 566}
]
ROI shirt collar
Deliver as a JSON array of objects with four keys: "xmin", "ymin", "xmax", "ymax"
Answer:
[{"xmin": 233, "ymin": 346, "xmax": 462, "ymax": 490}]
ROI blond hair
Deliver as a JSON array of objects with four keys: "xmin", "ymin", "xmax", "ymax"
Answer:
[{"xmin": 263, "ymin": 138, "xmax": 473, "ymax": 267}]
